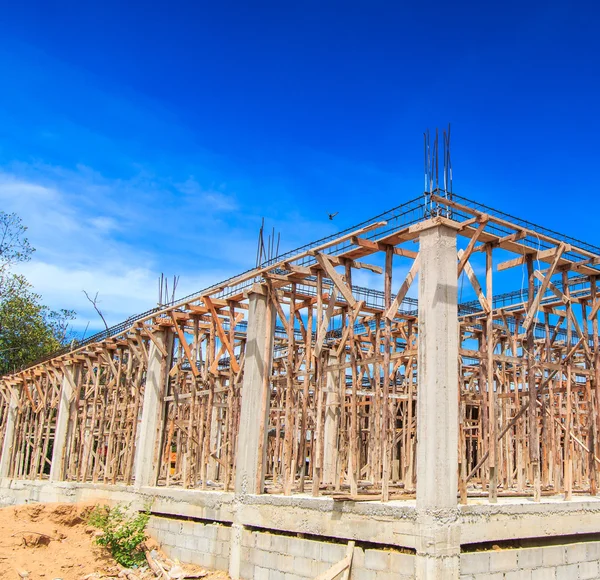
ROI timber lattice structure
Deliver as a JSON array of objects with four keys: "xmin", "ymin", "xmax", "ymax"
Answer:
[{"xmin": 1, "ymin": 190, "xmax": 600, "ymax": 507}]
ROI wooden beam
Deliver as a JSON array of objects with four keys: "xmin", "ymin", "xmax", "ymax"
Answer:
[
  {"xmin": 534, "ymin": 271, "xmax": 569, "ymax": 305},
  {"xmin": 204, "ymin": 296, "xmax": 240, "ymax": 374},
  {"xmin": 350, "ymin": 236, "xmax": 418, "ymax": 258},
  {"xmin": 522, "ymin": 244, "xmax": 566, "ymax": 331},
  {"xmin": 271, "ymin": 293, "xmax": 290, "ymax": 336},
  {"xmin": 145, "ymin": 329, "xmax": 169, "ymax": 357},
  {"xmin": 385, "ymin": 255, "xmax": 420, "ymax": 321},
  {"xmin": 314, "ymin": 253, "xmax": 357, "ymax": 308},
  {"xmin": 589, "ymin": 295, "xmax": 600, "ymax": 321},
  {"xmin": 315, "ymin": 288, "xmax": 339, "ymax": 357},
  {"xmin": 284, "ymin": 263, "xmax": 313, "ymax": 276},
  {"xmin": 314, "ymin": 541, "xmax": 355, "ymax": 580},
  {"xmin": 170, "ymin": 313, "xmax": 200, "ymax": 378},
  {"xmin": 325, "ymin": 254, "xmax": 383, "ymax": 274},
  {"xmin": 335, "ymin": 301, "xmax": 365, "ymax": 358},
  {"xmin": 497, "ymin": 244, "xmax": 572, "ymax": 272},
  {"xmin": 457, "ymin": 249, "xmax": 491, "ymax": 313},
  {"xmin": 492, "ymin": 229, "xmax": 527, "ymax": 246},
  {"xmin": 457, "ymin": 219, "xmax": 488, "ymax": 276}
]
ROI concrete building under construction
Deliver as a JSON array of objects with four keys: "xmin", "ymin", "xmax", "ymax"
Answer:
[{"xmin": 2, "ymin": 183, "xmax": 600, "ymax": 579}]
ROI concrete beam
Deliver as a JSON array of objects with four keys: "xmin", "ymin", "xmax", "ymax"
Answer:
[{"xmin": 234, "ymin": 283, "xmax": 275, "ymax": 495}]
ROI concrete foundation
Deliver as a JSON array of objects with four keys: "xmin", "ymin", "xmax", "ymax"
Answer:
[{"xmin": 3, "ymin": 480, "xmax": 600, "ymax": 579}]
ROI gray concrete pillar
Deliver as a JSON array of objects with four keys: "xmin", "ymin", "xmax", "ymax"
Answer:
[
  {"xmin": 0, "ymin": 392, "xmax": 18, "ymax": 480},
  {"xmin": 134, "ymin": 330, "xmax": 172, "ymax": 488},
  {"xmin": 50, "ymin": 364, "xmax": 76, "ymax": 481},
  {"xmin": 415, "ymin": 220, "xmax": 460, "ymax": 579},
  {"xmin": 234, "ymin": 283, "xmax": 275, "ymax": 495},
  {"xmin": 415, "ymin": 511, "xmax": 461, "ymax": 580},
  {"xmin": 228, "ymin": 522, "xmax": 243, "ymax": 579},
  {"xmin": 323, "ymin": 352, "xmax": 341, "ymax": 485}
]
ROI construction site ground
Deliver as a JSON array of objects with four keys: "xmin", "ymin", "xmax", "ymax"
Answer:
[{"xmin": 0, "ymin": 503, "xmax": 229, "ymax": 580}]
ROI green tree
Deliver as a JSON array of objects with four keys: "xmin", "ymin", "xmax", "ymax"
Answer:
[
  {"xmin": 0, "ymin": 212, "xmax": 75, "ymax": 374},
  {"xmin": 0, "ymin": 212, "xmax": 33, "ymax": 267}
]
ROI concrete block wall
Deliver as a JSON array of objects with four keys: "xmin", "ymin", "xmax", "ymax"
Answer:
[
  {"xmin": 460, "ymin": 541, "xmax": 600, "ymax": 579},
  {"xmin": 239, "ymin": 529, "xmax": 415, "ymax": 580},
  {"xmin": 147, "ymin": 515, "xmax": 231, "ymax": 571},
  {"xmin": 146, "ymin": 514, "xmax": 415, "ymax": 580}
]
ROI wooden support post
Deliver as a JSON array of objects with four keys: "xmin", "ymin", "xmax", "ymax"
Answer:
[
  {"xmin": 527, "ymin": 256, "xmax": 541, "ymax": 502},
  {"xmin": 323, "ymin": 352, "xmax": 341, "ymax": 485},
  {"xmin": 565, "ymin": 366, "xmax": 573, "ymax": 500},
  {"xmin": 592, "ymin": 277, "xmax": 600, "ymax": 496},
  {"xmin": 381, "ymin": 245, "xmax": 393, "ymax": 501},
  {"xmin": 486, "ymin": 246, "xmax": 498, "ymax": 503}
]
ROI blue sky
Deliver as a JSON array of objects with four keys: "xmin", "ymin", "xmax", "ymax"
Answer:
[{"xmin": 0, "ymin": 1, "xmax": 598, "ymax": 333}]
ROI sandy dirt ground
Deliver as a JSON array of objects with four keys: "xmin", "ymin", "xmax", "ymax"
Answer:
[{"xmin": 0, "ymin": 503, "xmax": 229, "ymax": 580}]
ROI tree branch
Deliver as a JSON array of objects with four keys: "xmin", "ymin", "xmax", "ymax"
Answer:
[{"xmin": 82, "ymin": 290, "xmax": 109, "ymax": 332}]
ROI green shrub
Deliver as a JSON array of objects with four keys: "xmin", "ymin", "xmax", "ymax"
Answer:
[{"xmin": 87, "ymin": 503, "xmax": 150, "ymax": 567}]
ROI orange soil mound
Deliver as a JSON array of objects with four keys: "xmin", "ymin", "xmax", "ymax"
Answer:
[
  {"xmin": 0, "ymin": 503, "xmax": 229, "ymax": 580},
  {"xmin": 0, "ymin": 502, "xmax": 113, "ymax": 579}
]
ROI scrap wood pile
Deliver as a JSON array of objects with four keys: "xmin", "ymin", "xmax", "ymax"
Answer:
[{"xmin": 81, "ymin": 547, "xmax": 212, "ymax": 580}]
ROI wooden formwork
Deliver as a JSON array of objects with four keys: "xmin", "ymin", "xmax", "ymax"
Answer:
[
  {"xmin": 155, "ymin": 307, "xmax": 245, "ymax": 490},
  {"xmin": 1, "ymin": 192, "xmax": 600, "ymax": 504},
  {"xmin": 63, "ymin": 335, "xmax": 149, "ymax": 484},
  {"xmin": 8, "ymin": 369, "xmax": 60, "ymax": 479}
]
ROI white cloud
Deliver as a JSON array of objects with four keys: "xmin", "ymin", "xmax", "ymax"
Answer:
[
  {"xmin": 0, "ymin": 165, "xmax": 247, "ymax": 335},
  {"xmin": 176, "ymin": 177, "xmax": 238, "ymax": 212},
  {"xmin": 88, "ymin": 216, "xmax": 120, "ymax": 233},
  {"xmin": 0, "ymin": 160, "xmax": 388, "ymax": 337},
  {"xmin": 17, "ymin": 261, "xmax": 157, "ymax": 328}
]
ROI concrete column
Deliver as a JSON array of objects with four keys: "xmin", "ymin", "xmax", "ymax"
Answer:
[
  {"xmin": 228, "ymin": 522, "xmax": 243, "ymax": 579},
  {"xmin": 134, "ymin": 330, "xmax": 172, "ymax": 488},
  {"xmin": 323, "ymin": 352, "xmax": 341, "ymax": 485},
  {"xmin": 415, "ymin": 220, "xmax": 460, "ymax": 579},
  {"xmin": 50, "ymin": 364, "xmax": 76, "ymax": 481},
  {"xmin": 234, "ymin": 283, "xmax": 275, "ymax": 495},
  {"xmin": 0, "ymin": 392, "xmax": 18, "ymax": 480}
]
